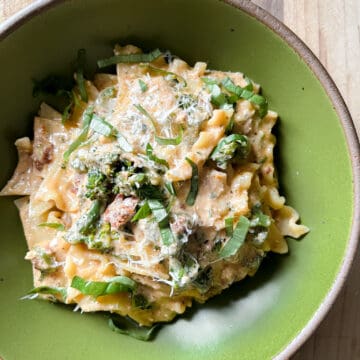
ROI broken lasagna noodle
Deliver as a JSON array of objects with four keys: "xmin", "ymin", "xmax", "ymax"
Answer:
[{"xmin": 1, "ymin": 45, "xmax": 308, "ymax": 327}]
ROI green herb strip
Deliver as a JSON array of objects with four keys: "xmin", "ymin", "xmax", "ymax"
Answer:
[
  {"xmin": 75, "ymin": 48, "xmax": 88, "ymax": 102},
  {"xmin": 21, "ymin": 286, "xmax": 67, "ymax": 301},
  {"xmin": 71, "ymin": 275, "xmax": 136, "ymax": 297},
  {"xmin": 219, "ymin": 216, "xmax": 250, "ymax": 259},
  {"xmin": 142, "ymin": 64, "xmax": 187, "ymax": 87},
  {"xmin": 146, "ymin": 143, "xmax": 169, "ymax": 167},
  {"xmin": 225, "ymin": 217, "xmax": 234, "ymax": 238},
  {"xmin": 185, "ymin": 157, "xmax": 199, "ymax": 206},
  {"xmin": 138, "ymin": 79, "xmax": 148, "ymax": 92},
  {"xmin": 63, "ymin": 106, "xmax": 94, "ymax": 161},
  {"xmin": 155, "ymin": 127, "xmax": 183, "ymax": 146},
  {"xmin": 97, "ymin": 48, "xmax": 162, "ymax": 68},
  {"xmin": 38, "ymin": 222, "xmax": 65, "ymax": 231},
  {"xmin": 132, "ymin": 202, "xmax": 151, "ymax": 222},
  {"xmin": 109, "ymin": 315, "xmax": 158, "ymax": 341},
  {"xmin": 134, "ymin": 104, "xmax": 182, "ymax": 146}
]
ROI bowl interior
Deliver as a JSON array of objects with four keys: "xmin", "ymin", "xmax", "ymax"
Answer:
[{"xmin": 0, "ymin": 0, "xmax": 354, "ymax": 359}]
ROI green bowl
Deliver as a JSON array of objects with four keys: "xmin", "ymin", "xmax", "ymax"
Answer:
[{"xmin": 0, "ymin": 1, "xmax": 359, "ymax": 359}]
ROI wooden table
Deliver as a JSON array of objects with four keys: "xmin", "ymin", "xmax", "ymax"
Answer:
[{"xmin": 1, "ymin": 1, "xmax": 359, "ymax": 359}]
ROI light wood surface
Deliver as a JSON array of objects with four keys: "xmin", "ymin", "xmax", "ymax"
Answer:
[{"xmin": 1, "ymin": 1, "xmax": 359, "ymax": 359}]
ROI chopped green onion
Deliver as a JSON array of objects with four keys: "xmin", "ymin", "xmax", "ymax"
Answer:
[
  {"xmin": 21, "ymin": 286, "xmax": 67, "ymax": 301},
  {"xmin": 219, "ymin": 216, "xmax": 250, "ymax": 259},
  {"xmin": 38, "ymin": 222, "xmax": 65, "ymax": 231},
  {"xmin": 136, "ymin": 184, "xmax": 164, "ymax": 201},
  {"xmin": 63, "ymin": 106, "xmax": 94, "ymax": 162},
  {"xmin": 146, "ymin": 143, "xmax": 169, "ymax": 167},
  {"xmin": 225, "ymin": 217, "xmax": 234, "ymax": 237},
  {"xmin": 97, "ymin": 48, "xmax": 162, "ymax": 68},
  {"xmin": 138, "ymin": 79, "xmax": 148, "ymax": 92},
  {"xmin": 75, "ymin": 48, "xmax": 88, "ymax": 102},
  {"xmin": 71, "ymin": 275, "xmax": 136, "ymax": 297},
  {"xmin": 132, "ymin": 202, "xmax": 151, "ymax": 222},
  {"xmin": 155, "ymin": 127, "xmax": 183, "ymax": 146},
  {"xmin": 142, "ymin": 64, "xmax": 187, "ymax": 86},
  {"xmin": 109, "ymin": 315, "xmax": 158, "ymax": 341},
  {"xmin": 250, "ymin": 94, "xmax": 268, "ymax": 118},
  {"xmin": 185, "ymin": 157, "xmax": 199, "ymax": 206}
]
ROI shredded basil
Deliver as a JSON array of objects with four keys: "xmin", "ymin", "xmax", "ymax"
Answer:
[
  {"xmin": 134, "ymin": 104, "xmax": 182, "ymax": 145},
  {"xmin": 21, "ymin": 286, "xmax": 67, "ymax": 301},
  {"xmin": 90, "ymin": 114, "xmax": 115, "ymax": 137},
  {"xmin": 148, "ymin": 199, "xmax": 168, "ymax": 224},
  {"xmin": 159, "ymin": 226, "xmax": 174, "ymax": 246},
  {"xmin": 97, "ymin": 48, "xmax": 162, "ymax": 68},
  {"xmin": 71, "ymin": 275, "xmax": 136, "ymax": 297},
  {"xmin": 219, "ymin": 216, "xmax": 250, "ymax": 259},
  {"xmin": 132, "ymin": 201, "xmax": 151, "ymax": 222},
  {"xmin": 138, "ymin": 79, "xmax": 148, "ymax": 92},
  {"xmin": 109, "ymin": 315, "xmax": 158, "ymax": 341},
  {"xmin": 75, "ymin": 48, "xmax": 88, "ymax": 103},
  {"xmin": 165, "ymin": 181, "xmax": 176, "ymax": 196},
  {"xmin": 155, "ymin": 127, "xmax": 183, "ymax": 146},
  {"xmin": 225, "ymin": 217, "xmax": 234, "ymax": 238},
  {"xmin": 38, "ymin": 222, "xmax": 65, "ymax": 231},
  {"xmin": 63, "ymin": 106, "xmax": 94, "ymax": 162},
  {"xmin": 185, "ymin": 157, "xmax": 199, "ymax": 206},
  {"xmin": 146, "ymin": 143, "xmax": 169, "ymax": 167},
  {"xmin": 142, "ymin": 64, "xmax": 187, "ymax": 87}
]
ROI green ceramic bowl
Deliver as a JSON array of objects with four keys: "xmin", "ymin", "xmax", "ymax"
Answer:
[{"xmin": 0, "ymin": 1, "xmax": 359, "ymax": 359}]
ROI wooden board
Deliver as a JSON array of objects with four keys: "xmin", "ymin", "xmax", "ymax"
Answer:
[{"xmin": 1, "ymin": 1, "xmax": 360, "ymax": 358}]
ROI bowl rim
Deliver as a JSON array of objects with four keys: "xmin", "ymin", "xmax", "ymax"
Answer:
[{"xmin": 0, "ymin": 0, "xmax": 359, "ymax": 359}]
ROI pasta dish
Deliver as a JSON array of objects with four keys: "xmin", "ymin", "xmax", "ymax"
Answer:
[{"xmin": 1, "ymin": 45, "xmax": 308, "ymax": 337}]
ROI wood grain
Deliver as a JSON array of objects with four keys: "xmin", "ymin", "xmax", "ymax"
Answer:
[{"xmin": 1, "ymin": 0, "xmax": 359, "ymax": 359}]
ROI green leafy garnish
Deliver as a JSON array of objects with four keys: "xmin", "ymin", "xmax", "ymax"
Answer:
[
  {"xmin": 132, "ymin": 202, "xmax": 151, "ymax": 222},
  {"xmin": 75, "ymin": 48, "xmax": 88, "ymax": 103},
  {"xmin": 71, "ymin": 275, "xmax": 136, "ymax": 297},
  {"xmin": 210, "ymin": 134, "xmax": 249, "ymax": 169},
  {"xmin": 136, "ymin": 184, "xmax": 164, "ymax": 201},
  {"xmin": 142, "ymin": 64, "xmax": 187, "ymax": 87},
  {"xmin": 148, "ymin": 199, "xmax": 168, "ymax": 223},
  {"xmin": 90, "ymin": 114, "xmax": 115, "ymax": 137},
  {"xmin": 159, "ymin": 226, "xmax": 174, "ymax": 246},
  {"xmin": 165, "ymin": 181, "xmax": 176, "ymax": 196},
  {"xmin": 185, "ymin": 157, "xmax": 199, "ymax": 206},
  {"xmin": 63, "ymin": 106, "xmax": 94, "ymax": 162},
  {"xmin": 225, "ymin": 217, "xmax": 234, "ymax": 237},
  {"xmin": 221, "ymin": 77, "xmax": 268, "ymax": 117},
  {"xmin": 138, "ymin": 79, "xmax": 148, "ymax": 92},
  {"xmin": 146, "ymin": 143, "xmax": 169, "ymax": 167},
  {"xmin": 155, "ymin": 127, "xmax": 183, "ymax": 146},
  {"xmin": 219, "ymin": 216, "xmax": 250, "ymax": 259},
  {"xmin": 250, "ymin": 205, "xmax": 271, "ymax": 228},
  {"xmin": 109, "ymin": 315, "xmax": 158, "ymax": 341},
  {"xmin": 97, "ymin": 48, "xmax": 162, "ymax": 68},
  {"xmin": 38, "ymin": 222, "xmax": 65, "ymax": 231},
  {"xmin": 21, "ymin": 286, "xmax": 67, "ymax": 301},
  {"xmin": 134, "ymin": 104, "xmax": 182, "ymax": 145}
]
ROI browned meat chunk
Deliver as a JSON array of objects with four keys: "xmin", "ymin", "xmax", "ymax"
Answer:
[{"xmin": 103, "ymin": 195, "xmax": 138, "ymax": 229}]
